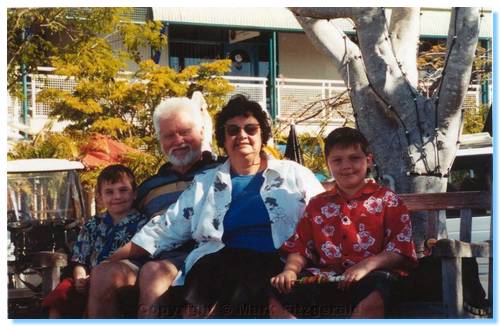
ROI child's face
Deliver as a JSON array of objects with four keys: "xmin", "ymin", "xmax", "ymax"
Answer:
[
  {"xmin": 98, "ymin": 177, "xmax": 136, "ymax": 219},
  {"xmin": 326, "ymin": 144, "xmax": 372, "ymax": 196}
]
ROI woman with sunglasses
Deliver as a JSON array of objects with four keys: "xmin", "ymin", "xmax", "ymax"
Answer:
[{"xmin": 127, "ymin": 94, "xmax": 324, "ymax": 318}]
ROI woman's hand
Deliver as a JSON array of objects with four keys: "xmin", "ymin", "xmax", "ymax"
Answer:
[
  {"xmin": 271, "ymin": 270, "xmax": 297, "ymax": 294},
  {"xmin": 74, "ymin": 275, "xmax": 90, "ymax": 293}
]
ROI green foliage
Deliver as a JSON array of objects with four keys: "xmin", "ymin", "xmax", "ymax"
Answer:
[
  {"xmin": 122, "ymin": 151, "xmax": 166, "ymax": 186},
  {"xmin": 8, "ymin": 130, "xmax": 82, "ymax": 161},
  {"xmin": 9, "ymin": 8, "xmax": 235, "ymax": 189},
  {"xmin": 298, "ymin": 133, "xmax": 329, "ymax": 178},
  {"xmin": 121, "ymin": 20, "xmax": 167, "ymax": 63},
  {"xmin": 418, "ymin": 41, "xmax": 491, "ymax": 133},
  {"xmin": 274, "ymin": 130, "xmax": 329, "ymax": 178},
  {"xmin": 7, "ymin": 8, "xmax": 128, "ymax": 94},
  {"xmin": 463, "ymin": 104, "xmax": 489, "ymax": 134},
  {"xmin": 40, "ymin": 57, "xmax": 233, "ymax": 143},
  {"xmin": 418, "ymin": 41, "xmax": 491, "ymax": 89}
]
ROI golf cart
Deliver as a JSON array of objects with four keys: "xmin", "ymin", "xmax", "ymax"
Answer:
[{"xmin": 7, "ymin": 158, "xmax": 86, "ymax": 318}]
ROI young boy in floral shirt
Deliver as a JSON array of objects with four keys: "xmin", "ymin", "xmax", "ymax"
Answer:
[
  {"xmin": 42, "ymin": 164, "xmax": 147, "ymax": 318},
  {"xmin": 270, "ymin": 127, "xmax": 417, "ymax": 318}
]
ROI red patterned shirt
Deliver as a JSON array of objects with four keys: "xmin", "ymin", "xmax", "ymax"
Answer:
[{"xmin": 281, "ymin": 179, "xmax": 417, "ymax": 279}]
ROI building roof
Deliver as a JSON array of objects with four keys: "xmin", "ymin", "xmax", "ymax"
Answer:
[{"xmin": 152, "ymin": 7, "xmax": 492, "ymax": 38}]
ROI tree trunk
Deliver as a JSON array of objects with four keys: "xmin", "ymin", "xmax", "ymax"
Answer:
[{"xmin": 290, "ymin": 7, "xmax": 480, "ymax": 253}]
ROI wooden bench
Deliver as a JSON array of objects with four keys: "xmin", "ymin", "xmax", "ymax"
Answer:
[
  {"xmin": 29, "ymin": 191, "xmax": 491, "ymax": 319},
  {"xmin": 397, "ymin": 191, "xmax": 492, "ymax": 318}
]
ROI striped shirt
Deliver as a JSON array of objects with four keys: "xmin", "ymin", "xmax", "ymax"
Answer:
[{"xmin": 136, "ymin": 151, "xmax": 224, "ymax": 219}]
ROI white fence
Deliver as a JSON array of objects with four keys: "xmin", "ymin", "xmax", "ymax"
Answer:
[
  {"xmin": 224, "ymin": 76, "xmax": 267, "ymax": 111},
  {"xmin": 8, "ymin": 72, "xmax": 484, "ymax": 127},
  {"xmin": 276, "ymin": 78, "xmax": 352, "ymax": 123}
]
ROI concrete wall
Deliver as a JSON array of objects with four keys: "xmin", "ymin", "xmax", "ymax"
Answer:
[{"xmin": 278, "ymin": 32, "xmax": 342, "ymax": 81}]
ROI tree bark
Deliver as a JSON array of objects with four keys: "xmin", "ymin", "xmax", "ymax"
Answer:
[{"xmin": 291, "ymin": 7, "xmax": 480, "ymax": 251}]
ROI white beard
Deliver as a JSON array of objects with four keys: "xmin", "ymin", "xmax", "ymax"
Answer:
[{"xmin": 167, "ymin": 145, "xmax": 201, "ymax": 167}]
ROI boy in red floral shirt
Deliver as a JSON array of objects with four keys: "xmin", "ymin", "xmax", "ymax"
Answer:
[{"xmin": 270, "ymin": 127, "xmax": 417, "ymax": 318}]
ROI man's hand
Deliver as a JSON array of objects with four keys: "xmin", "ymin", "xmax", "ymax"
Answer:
[
  {"xmin": 74, "ymin": 275, "xmax": 90, "ymax": 294},
  {"xmin": 271, "ymin": 270, "xmax": 297, "ymax": 294}
]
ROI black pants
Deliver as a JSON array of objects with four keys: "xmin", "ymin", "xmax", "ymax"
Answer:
[
  {"xmin": 273, "ymin": 270, "xmax": 399, "ymax": 318},
  {"xmin": 183, "ymin": 247, "xmax": 284, "ymax": 318}
]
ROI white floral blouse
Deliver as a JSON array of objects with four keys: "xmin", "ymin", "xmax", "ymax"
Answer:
[{"xmin": 132, "ymin": 156, "xmax": 324, "ymax": 285}]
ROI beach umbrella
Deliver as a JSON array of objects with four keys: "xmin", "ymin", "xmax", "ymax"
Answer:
[
  {"xmin": 284, "ymin": 123, "xmax": 303, "ymax": 165},
  {"xmin": 80, "ymin": 134, "xmax": 140, "ymax": 168}
]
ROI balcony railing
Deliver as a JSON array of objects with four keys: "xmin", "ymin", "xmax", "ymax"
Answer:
[{"xmin": 8, "ymin": 71, "xmax": 485, "ymax": 133}]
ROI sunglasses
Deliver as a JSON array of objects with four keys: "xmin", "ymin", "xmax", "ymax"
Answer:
[{"xmin": 225, "ymin": 124, "xmax": 260, "ymax": 136}]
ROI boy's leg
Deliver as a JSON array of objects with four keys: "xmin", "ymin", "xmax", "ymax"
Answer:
[
  {"xmin": 87, "ymin": 261, "xmax": 138, "ymax": 317},
  {"xmin": 351, "ymin": 290, "xmax": 384, "ymax": 318},
  {"xmin": 268, "ymin": 296, "xmax": 296, "ymax": 319},
  {"xmin": 137, "ymin": 259, "xmax": 178, "ymax": 318},
  {"xmin": 349, "ymin": 270, "xmax": 398, "ymax": 318}
]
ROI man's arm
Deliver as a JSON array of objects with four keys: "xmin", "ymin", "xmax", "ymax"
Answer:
[{"xmin": 108, "ymin": 242, "xmax": 149, "ymax": 262}]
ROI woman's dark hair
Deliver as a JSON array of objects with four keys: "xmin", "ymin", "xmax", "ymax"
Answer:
[
  {"xmin": 324, "ymin": 127, "xmax": 371, "ymax": 158},
  {"xmin": 96, "ymin": 164, "xmax": 137, "ymax": 194},
  {"xmin": 215, "ymin": 94, "xmax": 272, "ymax": 150}
]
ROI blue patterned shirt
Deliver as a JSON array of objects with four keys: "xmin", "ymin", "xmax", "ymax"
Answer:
[{"xmin": 71, "ymin": 210, "xmax": 147, "ymax": 269}]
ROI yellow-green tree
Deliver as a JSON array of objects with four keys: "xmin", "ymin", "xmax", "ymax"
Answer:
[{"xmin": 8, "ymin": 8, "xmax": 233, "ymax": 187}]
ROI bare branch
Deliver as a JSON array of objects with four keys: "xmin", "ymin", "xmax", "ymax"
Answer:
[
  {"xmin": 352, "ymin": 8, "xmax": 400, "ymax": 97},
  {"xmin": 289, "ymin": 7, "xmax": 361, "ymax": 19},
  {"xmin": 294, "ymin": 15, "xmax": 368, "ymax": 91},
  {"xmin": 387, "ymin": 7, "xmax": 420, "ymax": 86},
  {"xmin": 436, "ymin": 8, "xmax": 479, "ymax": 132}
]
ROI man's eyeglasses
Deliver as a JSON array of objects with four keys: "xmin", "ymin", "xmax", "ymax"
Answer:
[{"xmin": 225, "ymin": 124, "xmax": 260, "ymax": 136}]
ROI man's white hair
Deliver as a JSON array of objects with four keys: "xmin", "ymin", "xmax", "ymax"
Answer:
[
  {"xmin": 153, "ymin": 93, "xmax": 213, "ymax": 152},
  {"xmin": 152, "ymin": 97, "xmax": 204, "ymax": 140}
]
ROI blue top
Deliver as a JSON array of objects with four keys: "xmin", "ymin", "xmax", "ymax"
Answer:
[{"xmin": 222, "ymin": 171, "xmax": 275, "ymax": 252}]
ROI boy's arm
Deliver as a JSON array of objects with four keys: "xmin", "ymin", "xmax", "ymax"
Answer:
[
  {"xmin": 338, "ymin": 251, "xmax": 405, "ymax": 290},
  {"xmin": 73, "ymin": 264, "xmax": 89, "ymax": 293},
  {"xmin": 73, "ymin": 264, "xmax": 87, "ymax": 280},
  {"xmin": 108, "ymin": 241, "xmax": 149, "ymax": 262},
  {"xmin": 271, "ymin": 253, "xmax": 308, "ymax": 294},
  {"xmin": 284, "ymin": 252, "xmax": 308, "ymax": 275}
]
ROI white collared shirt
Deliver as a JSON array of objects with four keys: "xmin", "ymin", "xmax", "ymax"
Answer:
[{"xmin": 132, "ymin": 156, "xmax": 324, "ymax": 285}]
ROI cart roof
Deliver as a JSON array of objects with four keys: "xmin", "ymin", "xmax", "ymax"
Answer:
[{"xmin": 7, "ymin": 159, "xmax": 84, "ymax": 173}]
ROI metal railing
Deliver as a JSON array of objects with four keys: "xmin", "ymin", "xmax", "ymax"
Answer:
[
  {"xmin": 8, "ymin": 72, "xmax": 484, "ymax": 127},
  {"xmin": 224, "ymin": 76, "xmax": 267, "ymax": 111},
  {"xmin": 275, "ymin": 78, "xmax": 351, "ymax": 123}
]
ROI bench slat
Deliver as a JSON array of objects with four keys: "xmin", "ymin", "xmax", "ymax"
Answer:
[{"xmin": 399, "ymin": 191, "xmax": 491, "ymax": 211}]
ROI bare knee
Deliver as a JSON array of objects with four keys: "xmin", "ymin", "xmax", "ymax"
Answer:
[
  {"xmin": 139, "ymin": 260, "xmax": 178, "ymax": 282},
  {"xmin": 351, "ymin": 290, "xmax": 384, "ymax": 318}
]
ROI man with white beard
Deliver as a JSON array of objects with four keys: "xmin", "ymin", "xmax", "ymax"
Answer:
[{"xmin": 87, "ymin": 96, "xmax": 223, "ymax": 318}]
